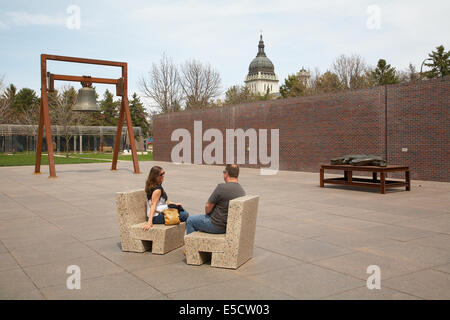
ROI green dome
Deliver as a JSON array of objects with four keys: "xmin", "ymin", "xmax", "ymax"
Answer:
[{"xmin": 248, "ymin": 35, "xmax": 275, "ymax": 76}]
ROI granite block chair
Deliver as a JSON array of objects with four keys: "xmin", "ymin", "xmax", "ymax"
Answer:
[
  {"xmin": 116, "ymin": 189, "xmax": 186, "ymax": 254},
  {"xmin": 184, "ymin": 195, "xmax": 259, "ymax": 269}
]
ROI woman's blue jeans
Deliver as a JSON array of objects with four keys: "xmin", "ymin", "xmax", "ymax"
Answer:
[
  {"xmin": 186, "ymin": 214, "xmax": 225, "ymax": 235},
  {"xmin": 151, "ymin": 210, "xmax": 189, "ymax": 224}
]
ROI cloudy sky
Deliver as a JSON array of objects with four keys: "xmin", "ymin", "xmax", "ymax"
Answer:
[{"xmin": 1, "ymin": 0, "xmax": 449, "ymax": 109}]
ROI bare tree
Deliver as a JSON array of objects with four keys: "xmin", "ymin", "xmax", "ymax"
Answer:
[
  {"xmin": 49, "ymin": 86, "xmax": 82, "ymax": 158},
  {"xmin": 180, "ymin": 59, "xmax": 221, "ymax": 110},
  {"xmin": 332, "ymin": 54, "xmax": 369, "ymax": 90},
  {"xmin": 0, "ymin": 76, "xmax": 10, "ymax": 123},
  {"xmin": 140, "ymin": 54, "xmax": 183, "ymax": 114},
  {"xmin": 0, "ymin": 98, "xmax": 10, "ymax": 124},
  {"xmin": 398, "ymin": 63, "xmax": 420, "ymax": 83},
  {"xmin": 19, "ymin": 102, "xmax": 39, "ymax": 152}
]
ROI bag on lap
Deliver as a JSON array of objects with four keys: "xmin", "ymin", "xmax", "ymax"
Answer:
[{"xmin": 163, "ymin": 208, "xmax": 180, "ymax": 225}]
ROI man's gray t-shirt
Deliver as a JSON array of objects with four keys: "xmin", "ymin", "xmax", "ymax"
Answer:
[{"xmin": 208, "ymin": 182, "xmax": 246, "ymax": 231}]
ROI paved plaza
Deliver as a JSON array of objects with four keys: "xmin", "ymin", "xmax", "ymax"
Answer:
[{"xmin": 1, "ymin": 161, "xmax": 450, "ymax": 300}]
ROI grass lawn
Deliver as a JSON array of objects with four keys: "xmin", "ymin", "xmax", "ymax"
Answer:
[{"xmin": 0, "ymin": 151, "xmax": 153, "ymax": 167}]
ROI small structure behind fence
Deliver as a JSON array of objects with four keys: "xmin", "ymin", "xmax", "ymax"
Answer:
[{"xmin": 0, "ymin": 124, "xmax": 144, "ymax": 153}]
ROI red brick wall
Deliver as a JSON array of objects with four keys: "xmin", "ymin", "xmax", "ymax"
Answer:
[
  {"xmin": 153, "ymin": 76, "xmax": 450, "ymax": 182},
  {"xmin": 387, "ymin": 77, "xmax": 450, "ymax": 182}
]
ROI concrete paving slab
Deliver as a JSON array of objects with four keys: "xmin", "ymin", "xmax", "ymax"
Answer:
[
  {"xmin": 41, "ymin": 271, "xmax": 164, "ymax": 300},
  {"xmin": 23, "ymin": 254, "xmax": 123, "ymax": 289},
  {"xmin": 314, "ymin": 251, "xmax": 427, "ymax": 281},
  {"xmin": 51, "ymin": 214, "xmax": 119, "ymax": 241},
  {"xmin": 256, "ymin": 230, "xmax": 354, "ymax": 262},
  {"xmin": 1, "ymin": 161, "xmax": 449, "ymax": 299},
  {"xmin": 0, "ymin": 252, "xmax": 19, "ymax": 271},
  {"xmin": 392, "ymin": 214, "xmax": 450, "ymax": 234},
  {"xmin": 168, "ymin": 276, "xmax": 295, "ymax": 300},
  {"xmin": 314, "ymin": 229, "xmax": 400, "ymax": 250},
  {"xmin": 355, "ymin": 243, "xmax": 450, "ymax": 269},
  {"xmin": 132, "ymin": 262, "xmax": 240, "ymax": 295},
  {"xmin": 323, "ymin": 286, "xmax": 421, "ymax": 300},
  {"xmin": 1, "ymin": 230, "xmax": 79, "ymax": 251},
  {"xmin": 235, "ymin": 247, "xmax": 304, "ymax": 277},
  {"xmin": 384, "ymin": 269, "xmax": 450, "ymax": 300},
  {"xmin": 406, "ymin": 234, "xmax": 450, "ymax": 253},
  {"xmin": 248, "ymin": 263, "xmax": 363, "ymax": 299},
  {"xmin": 0, "ymin": 241, "xmax": 8, "ymax": 253},
  {"xmin": 0, "ymin": 268, "xmax": 40, "ymax": 299},
  {"xmin": 360, "ymin": 224, "xmax": 435, "ymax": 242},
  {"xmin": 10, "ymin": 241, "xmax": 98, "ymax": 267},
  {"xmin": 432, "ymin": 263, "xmax": 450, "ymax": 275},
  {"xmin": 86, "ymin": 237, "xmax": 186, "ymax": 271}
]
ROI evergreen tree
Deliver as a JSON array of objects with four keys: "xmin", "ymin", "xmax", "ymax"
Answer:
[
  {"xmin": 14, "ymin": 88, "xmax": 40, "ymax": 115},
  {"xmin": 314, "ymin": 71, "xmax": 342, "ymax": 93},
  {"xmin": 279, "ymin": 74, "xmax": 307, "ymax": 98},
  {"xmin": 371, "ymin": 59, "xmax": 399, "ymax": 85},
  {"xmin": 128, "ymin": 93, "xmax": 150, "ymax": 138},
  {"xmin": 100, "ymin": 89, "xmax": 120, "ymax": 126},
  {"xmin": 224, "ymin": 85, "xmax": 256, "ymax": 105},
  {"xmin": 424, "ymin": 45, "xmax": 450, "ymax": 78},
  {"xmin": 2, "ymin": 84, "xmax": 17, "ymax": 103}
]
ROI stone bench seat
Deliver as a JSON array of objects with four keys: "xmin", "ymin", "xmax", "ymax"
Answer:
[
  {"xmin": 184, "ymin": 232, "xmax": 227, "ymax": 253},
  {"xmin": 185, "ymin": 195, "xmax": 259, "ymax": 269},
  {"xmin": 116, "ymin": 190, "xmax": 186, "ymax": 255}
]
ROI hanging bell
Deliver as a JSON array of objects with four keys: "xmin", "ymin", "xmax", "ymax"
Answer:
[{"xmin": 72, "ymin": 86, "xmax": 100, "ymax": 112}]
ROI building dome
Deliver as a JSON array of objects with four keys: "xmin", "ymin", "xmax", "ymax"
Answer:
[{"xmin": 248, "ymin": 35, "xmax": 275, "ymax": 76}]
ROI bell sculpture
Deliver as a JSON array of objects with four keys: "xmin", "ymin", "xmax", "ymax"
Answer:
[{"xmin": 72, "ymin": 86, "xmax": 100, "ymax": 112}]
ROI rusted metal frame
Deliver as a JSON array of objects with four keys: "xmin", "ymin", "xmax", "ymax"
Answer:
[
  {"xmin": 36, "ymin": 55, "xmax": 57, "ymax": 177},
  {"xmin": 50, "ymin": 74, "xmax": 120, "ymax": 86},
  {"xmin": 111, "ymin": 64, "xmax": 140, "ymax": 173},
  {"xmin": 111, "ymin": 101, "xmax": 125, "ymax": 171},
  {"xmin": 34, "ymin": 98, "xmax": 45, "ymax": 174},
  {"xmin": 35, "ymin": 54, "xmax": 137, "ymax": 178},
  {"xmin": 42, "ymin": 54, "xmax": 125, "ymax": 67}
]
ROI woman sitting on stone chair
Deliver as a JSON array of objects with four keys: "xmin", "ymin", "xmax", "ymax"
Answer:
[{"xmin": 143, "ymin": 166, "xmax": 189, "ymax": 230}]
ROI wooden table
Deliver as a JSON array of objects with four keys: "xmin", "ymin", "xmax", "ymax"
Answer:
[{"xmin": 320, "ymin": 164, "xmax": 410, "ymax": 194}]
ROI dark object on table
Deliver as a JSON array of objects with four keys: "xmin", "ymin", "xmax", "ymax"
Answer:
[{"xmin": 330, "ymin": 154, "xmax": 386, "ymax": 167}]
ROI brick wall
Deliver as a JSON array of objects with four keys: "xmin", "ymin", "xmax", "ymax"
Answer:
[
  {"xmin": 387, "ymin": 77, "xmax": 450, "ymax": 182},
  {"xmin": 153, "ymin": 76, "xmax": 450, "ymax": 182}
]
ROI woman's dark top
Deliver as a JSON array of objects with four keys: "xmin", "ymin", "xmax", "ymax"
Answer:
[{"xmin": 147, "ymin": 184, "xmax": 168, "ymax": 201}]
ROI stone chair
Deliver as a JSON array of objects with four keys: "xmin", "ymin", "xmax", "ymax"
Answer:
[
  {"xmin": 184, "ymin": 195, "xmax": 259, "ymax": 269},
  {"xmin": 115, "ymin": 189, "xmax": 186, "ymax": 254}
]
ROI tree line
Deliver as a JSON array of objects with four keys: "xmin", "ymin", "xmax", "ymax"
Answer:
[
  {"xmin": 0, "ymin": 84, "xmax": 151, "ymax": 137},
  {"xmin": 140, "ymin": 54, "xmax": 222, "ymax": 113},
  {"xmin": 278, "ymin": 45, "xmax": 449, "ymax": 99},
  {"xmin": 1, "ymin": 44, "xmax": 448, "ymax": 133},
  {"xmin": 142, "ymin": 45, "xmax": 449, "ymax": 111}
]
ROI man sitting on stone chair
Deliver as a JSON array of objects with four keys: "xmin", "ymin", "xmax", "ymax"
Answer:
[{"xmin": 186, "ymin": 164, "xmax": 246, "ymax": 235}]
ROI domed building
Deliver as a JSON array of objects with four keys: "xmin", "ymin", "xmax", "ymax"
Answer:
[{"xmin": 244, "ymin": 35, "xmax": 279, "ymax": 95}]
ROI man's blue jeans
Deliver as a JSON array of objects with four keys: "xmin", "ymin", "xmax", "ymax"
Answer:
[{"xmin": 186, "ymin": 214, "xmax": 225, "ymax": 235}]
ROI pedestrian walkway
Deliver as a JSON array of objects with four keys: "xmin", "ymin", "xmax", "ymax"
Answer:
[{"xmin": 0, "ymin": 161, "xmax": 449, "ymax": 299}]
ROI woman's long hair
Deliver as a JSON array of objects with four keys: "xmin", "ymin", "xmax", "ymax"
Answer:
[{"xmin": 145, "ymin": 166, "xmax": 163, "ymax": 194}]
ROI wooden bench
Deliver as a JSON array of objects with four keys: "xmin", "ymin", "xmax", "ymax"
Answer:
[
  {"xmin": 184, "ymin": 195, "xmax": 259, "ymax": 269},
  {"xmin": 115, "ymin": 190, "xmax": 186, "ymax": 254},
  {"xmin": 320, "ymin": 164, "xmax": 410, "ymax": 194}
]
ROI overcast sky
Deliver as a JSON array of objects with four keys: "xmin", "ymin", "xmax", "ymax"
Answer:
[{"xmin": 1, "ymin": 0, "xmax": 449, "ymax": 109}]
